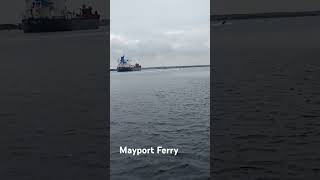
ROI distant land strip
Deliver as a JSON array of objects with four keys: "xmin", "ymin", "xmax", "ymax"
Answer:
[
  {"xmin": 211, "ymin": 11, "xmax": 320, "ymax": 21},
  {"xmin": 110, "ymin": 65, "xmax": 210, "ymax": 71}
]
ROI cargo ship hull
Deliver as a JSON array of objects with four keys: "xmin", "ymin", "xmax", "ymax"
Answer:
[
  {"xmin": 71, "ymin": 17, "xmax": 100, "ymax": 30},
  {"xmin": 22, "ymin": 17, "xmax": 100, "ymax": 33},
  {"xmin": 117, "ymin": 67, "xmax": 142, "ymax": 72},
  {"xmin": 22, "ymin": 18, "xmax": 72, "ymax": 33}
]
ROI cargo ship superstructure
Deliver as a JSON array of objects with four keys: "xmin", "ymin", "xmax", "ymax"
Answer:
[
  {"xmin": 117, "ymin": 56, "xmax": 142, "ymax": 72},
  {"xmin": 70, "ymin": 4, "xmax": 100, "ymax": 30},
  {"xmin": 22, "ymin": 0, "xmax": 100, "ymax": 33}
]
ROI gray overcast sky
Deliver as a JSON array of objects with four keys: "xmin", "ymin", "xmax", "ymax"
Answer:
[
  {"xmin": 213, "ymin": 0, "xmax": 320, "ymax": 14},
  {"xmin": 0, "ymin": 0, "xmax": 107, "ymax": 24},
  {"xmin": 111, "ymin": 0, "xmax": 210, "ymax": 68}
]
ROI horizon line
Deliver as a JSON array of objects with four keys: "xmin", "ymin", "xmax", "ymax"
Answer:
[{"xmin": 110, "ymin": 64, "xmax": 210, "ymax": 71}]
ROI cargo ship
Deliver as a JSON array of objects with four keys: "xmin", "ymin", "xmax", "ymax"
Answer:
[
  {"xmin": 22, "ymin": 0, "xmax": 100, "ymax": 33},
  {"xmin": 70, "ymin": 4, "xmax": 100, "ymax": 31},
  {"xmin": 117, "ymin": 56, "xmax": 142, "ymax": 72}
]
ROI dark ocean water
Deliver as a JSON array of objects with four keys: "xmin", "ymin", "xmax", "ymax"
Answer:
[
  {"xmin": 213, "ymin": 17, "xmax": 320, "ymax": 179},
  {"xmin": 111, "ymin": 67, "xmax": 210, "ymax": 180},
  {"xmin": 0, "ymin": 29, "xmax": 109, "ymax": 179}
]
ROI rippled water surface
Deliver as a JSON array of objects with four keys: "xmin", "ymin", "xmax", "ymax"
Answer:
[
  {"xmin": 111, "ymin": 67, "xmax": 210, "ymax": 179},
  {"xmin": 213, "ymin": 17, "xmax": 320, "ymax": 179},
  {"xmin": 0, "ymin": 29, "xmax": 108, "ymax": 179}
]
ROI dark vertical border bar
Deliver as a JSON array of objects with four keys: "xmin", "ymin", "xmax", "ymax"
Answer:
[
  {"xmin": 210, "ymin": 2, "xmax": 320, "ymax": 179},
  {"xmin": 0, "ymin": 0, "xmax": 110, "ymax": 179},
  {"xmin": 106, "ymin": 0, "xmax": 110, "ymax": 178},
  {"xmin": 210, "ymin": 1, "xmax": 214, "ymax": 179}
]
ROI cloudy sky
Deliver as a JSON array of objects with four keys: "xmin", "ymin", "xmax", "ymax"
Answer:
[
  {"xmin": 111, "ymin": 0, "xmax": 210, "ymax": 68},
  {"xmin": 213, "ymin": 0, "xmax": 320, "ymax": 14}
]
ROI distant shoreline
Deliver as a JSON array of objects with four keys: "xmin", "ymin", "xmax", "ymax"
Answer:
[
  {"xmin": 211, "ymin": 10, "xmax": 320, "ymax": 21},
  {"xmin": 110, "ymin": 65, "xmax": 210, "ymax": 71}
]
